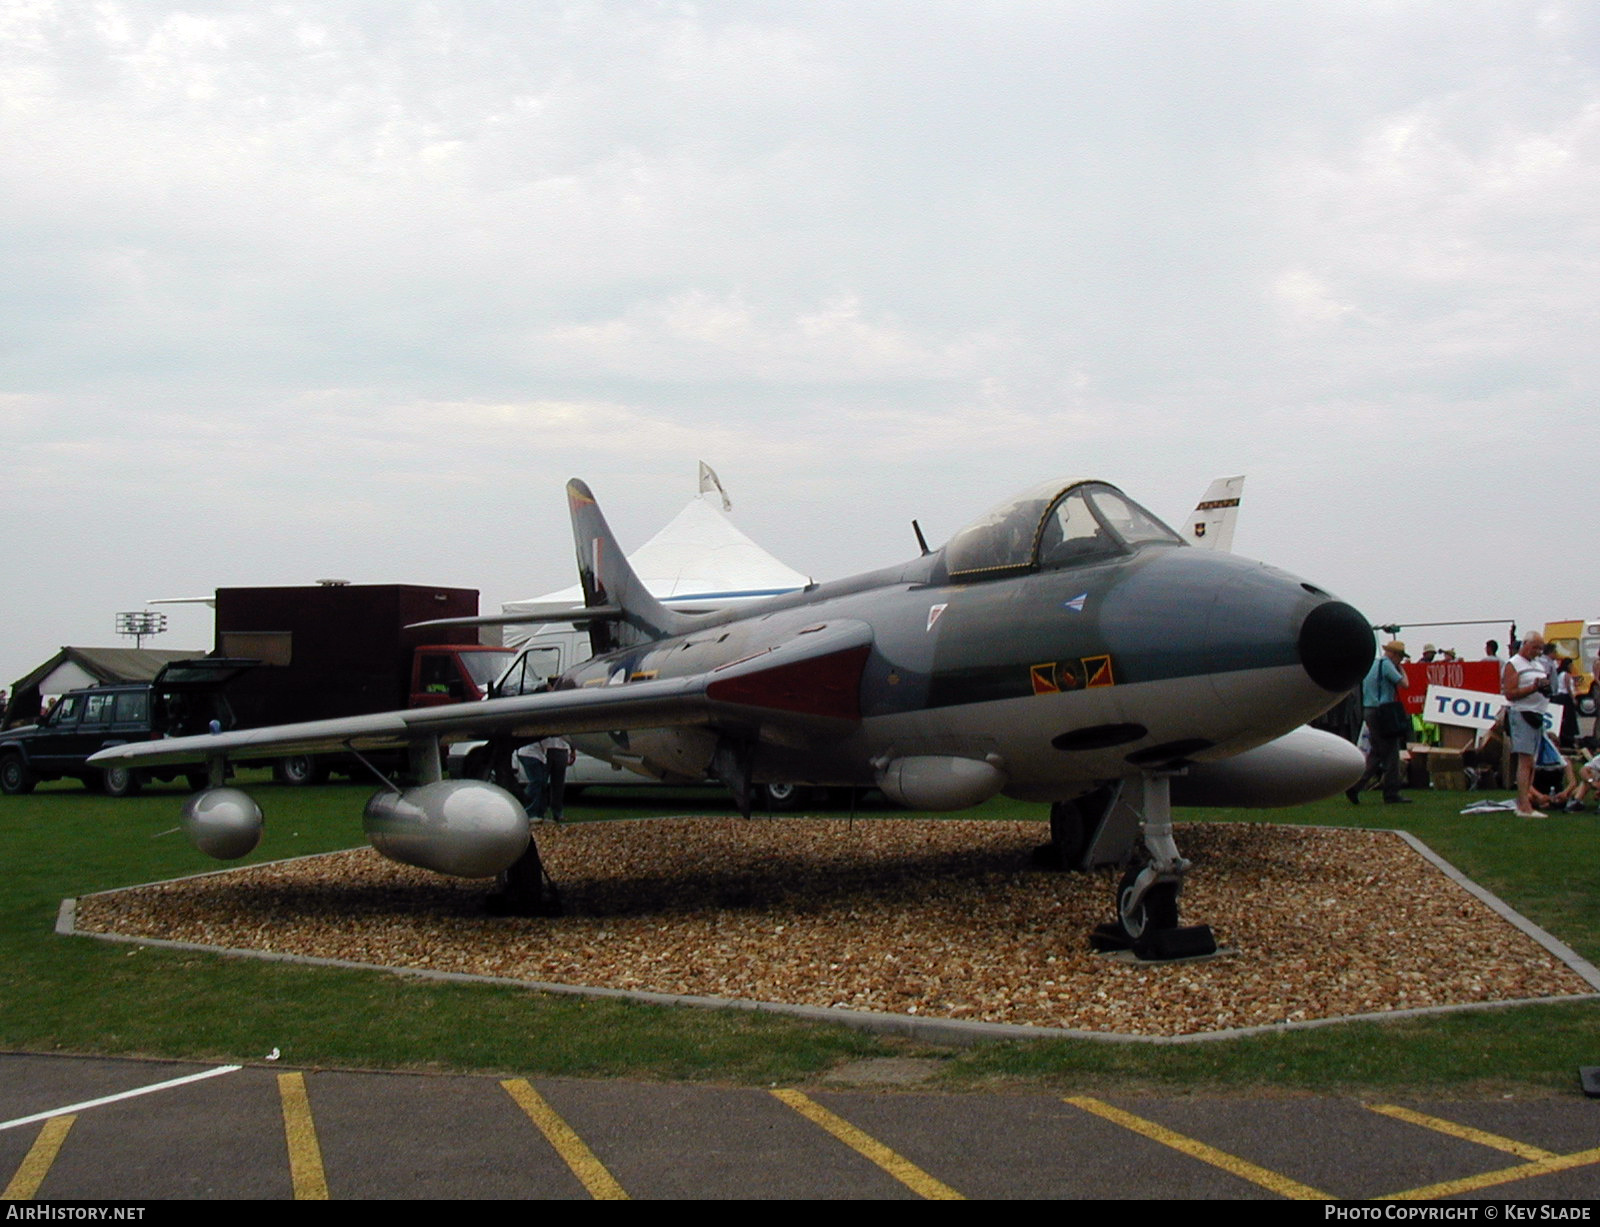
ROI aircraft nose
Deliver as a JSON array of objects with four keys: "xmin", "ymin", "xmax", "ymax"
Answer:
[
  {"xmin": 1097, "ymin": 549, "xmax": 1371, "ymax": 715},
  {"xmin": 1297, "ymin": 599, "xmax": 1373, "ymax": 693}
]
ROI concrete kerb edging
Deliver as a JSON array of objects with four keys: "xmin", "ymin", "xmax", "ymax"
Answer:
[{"xmin": 58, "ymin": 825, "xmax": 1600, "ymax": 1047}]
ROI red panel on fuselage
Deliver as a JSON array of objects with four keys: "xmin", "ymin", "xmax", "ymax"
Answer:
[{"xmin": 705, "ymin": 645, "xmax": 870, "ymax": 721}]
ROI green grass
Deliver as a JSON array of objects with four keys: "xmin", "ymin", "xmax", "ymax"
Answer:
[{"xmin": 3, "ymin": 774, "xmax": 1598, "ymax": 1093}]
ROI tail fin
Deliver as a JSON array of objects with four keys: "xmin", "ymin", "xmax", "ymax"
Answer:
[
  {"xmin": 1183, "ymin": 475, "xmax": 1245, "ymax": 552},
  {"xmin": 567, "ymin": 479, "xmax": 696, "ymax": 653}
]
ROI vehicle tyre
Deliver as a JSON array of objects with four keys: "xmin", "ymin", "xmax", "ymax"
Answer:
[
  {"xmin": 275, "ymin": 754, "xmax": 327, "ymax": 786},
  {"xmin": 1116, "ymin": 866, "xmax": 1179, "ymax": 940},
  {"xmin": 1580, "ymin": 694, "xmax": 1597, "ymax": 719},
  {"xmin": 0, "ymin": 754, "xmax": 35, "ymax": 796},
  {"xmin": 185, "ymin": 773, "xmax": 210, "ymax": 792},
  {"xmin": 760, "ymin": 782, "xmax": 804, "ymax": 811},
  {"xmin": 101, "ymin": 766, "xmax": 142, "ymax": 798}
]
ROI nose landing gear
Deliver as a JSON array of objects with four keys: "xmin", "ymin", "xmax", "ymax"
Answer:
[{"xmin": 1089, "ymin": 771, "xmax": 1218, "ymax": 961}]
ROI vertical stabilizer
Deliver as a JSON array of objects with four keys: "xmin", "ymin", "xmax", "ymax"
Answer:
[
  {"xmin": 566, "ymin": 480, "xmax": 695, "ymax": 653},
  {"xmin": 1184, "ymin": 475, "xmax": 1245, "ymax": 552}
]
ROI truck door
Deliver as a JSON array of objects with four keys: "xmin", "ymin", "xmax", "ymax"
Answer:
[
  {"xmin": 410, "ymin": 647, "xmax": 525, "ymax": 706},
  {"xmin": 31, "ymin": 693, "xmax": 85, "ymax": 772},
  {"xmin": 413, "ymin": 650, "xmax": 468, "ymax": 705},
  {"xmin": 492, "ymin": 646, "xmax": 564, "ymax": 697}
]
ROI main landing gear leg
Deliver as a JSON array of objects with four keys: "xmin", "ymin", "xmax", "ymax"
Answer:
[
  {"xmin": 485, "ymin": 835, "xmax": 563, "ymax": 917},
  {"xmin": 713, "ymin": 739, "xmax": 755, "ymax": 820},
  {"xmin": 1089, "ymin": 771, "xmax": 1217, "ymax": 960},
  {"xmin": 1029, "ymin": 784, "xmax": 1124, "ymax": 870},
  {"xmin": 487, "ymin": 735, "xmax": 520, "ymax": 797}
]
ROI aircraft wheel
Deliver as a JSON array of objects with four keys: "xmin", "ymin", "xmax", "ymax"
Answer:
[
  {"xmin": 1032, "ymin": 800, "xmax": 1088, "ymax": 870},
  {"xmin": 760, "ymin": 782, "xmax": 804, "ymax": 811},
  {"xmin": 101, "ymin": 766, "xmax": 143, "ymax": 797},
  {"xmin": 275, "ymin": 754, "xmax": 327, "ymax": 786},
  {"xmin": 185, "ymin": 773, "xmax": 210, "ymax": 792},
  {"xmin": 0, "ymin": 754, "xmax": 36, "ymax": 796},
  {"xmin": 1051, "ymin": 800, "xmax": 1088, "ymax": 866},
  {"xmin": 1116, "ymin": 866, "xmax": 1178, "ymax": 940}
]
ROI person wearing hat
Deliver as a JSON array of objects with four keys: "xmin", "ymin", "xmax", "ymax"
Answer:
[
  {"xmin": 1419, "ymin": 644, "xmax": 1438, "ymax": 662},
  {"xmin": 1346, "ymin": 640, "xmax": 1412, "ymax": 805}
]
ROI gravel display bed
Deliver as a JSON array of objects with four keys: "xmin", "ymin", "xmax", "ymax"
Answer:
[{"xmin": 74, "ymin": 819, "xmax": 1593, "ymax": 1037}]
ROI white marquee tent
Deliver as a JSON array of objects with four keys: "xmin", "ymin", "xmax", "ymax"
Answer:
[{"xmin": 499, "ymin": 467, "xmax": 809, "ymax": 647}]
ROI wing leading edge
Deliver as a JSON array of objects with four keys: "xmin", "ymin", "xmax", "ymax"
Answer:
[{"xmin": 88, "ymin": 619, "xmax": 874, "ymax": 771}]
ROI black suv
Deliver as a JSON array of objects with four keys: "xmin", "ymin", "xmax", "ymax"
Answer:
[{"xmin": 0, "ymin": 659, "xmax": 255, "ymax": 797}]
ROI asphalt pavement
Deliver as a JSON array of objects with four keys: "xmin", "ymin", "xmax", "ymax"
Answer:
[{"xmin": 4, "ymin": 1052, "xmax": 1600, "ymax": 1201}]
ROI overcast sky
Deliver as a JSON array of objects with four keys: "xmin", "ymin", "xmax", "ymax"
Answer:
[{"xmin": 4, "ymin": 1, "xmax": 1597, "ymax": 686}]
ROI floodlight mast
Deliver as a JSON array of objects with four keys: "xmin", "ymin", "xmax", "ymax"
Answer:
[{"xmin": 115, "ymin": 610, "xmax": 168, "ymax": 649}]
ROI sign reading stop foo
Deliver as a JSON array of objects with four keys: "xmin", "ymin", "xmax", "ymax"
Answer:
[
  {"xmin": 1402, "ymin": 660, "xmax": 1500, "ymax": 714},
  {"xmin": 1423, "ymin": 685, "xmax": 1508, "ymax": 730}
]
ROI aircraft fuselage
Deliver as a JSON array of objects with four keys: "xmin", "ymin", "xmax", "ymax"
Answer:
[{"xmin": 562, "ymin": 540, "xmax": 1371, "ymax": 807}]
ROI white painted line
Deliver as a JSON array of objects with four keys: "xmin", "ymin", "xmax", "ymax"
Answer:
[{"xmin": 0, "ymin": 1064, "xmax": 243, "ymax": 1131}]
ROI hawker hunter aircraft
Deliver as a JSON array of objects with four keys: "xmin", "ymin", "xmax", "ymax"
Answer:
[{"xmin": 92, "ymin": 476, "xmax": 1371, "ymax": 957}]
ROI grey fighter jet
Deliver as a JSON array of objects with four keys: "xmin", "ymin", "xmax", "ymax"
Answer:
[{"xmin": 91, "ymin": 476, "xmax": 1372, "ymax": 956}]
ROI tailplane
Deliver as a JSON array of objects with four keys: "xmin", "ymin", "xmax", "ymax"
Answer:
[{"xmin": 566, "ymin": 479, "xmax": 696, "ymax": 653}]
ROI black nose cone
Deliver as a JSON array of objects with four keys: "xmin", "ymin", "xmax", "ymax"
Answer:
[{"xmin": 1299, "ymin": 601, "xmax": 1373, "ymax": 692}]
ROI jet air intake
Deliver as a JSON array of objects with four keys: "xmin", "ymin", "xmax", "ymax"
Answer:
[{"xmin": 1297, "ymin": 600, "xmax": 1373, "ymax": 692}]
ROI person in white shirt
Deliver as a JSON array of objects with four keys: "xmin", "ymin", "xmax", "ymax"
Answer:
[{"xmin": 1503, "ymin": 632, "xmax": 1552, "ymax": 818}]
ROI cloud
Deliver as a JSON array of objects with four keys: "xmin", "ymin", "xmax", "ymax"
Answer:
[
  {"xmin": 532, "ymin": 290, "xmax": 1016, "ymax": 383},
  {"xmin": 3, "ymin": 2, "xmax": 1600, "ymax": 680}
]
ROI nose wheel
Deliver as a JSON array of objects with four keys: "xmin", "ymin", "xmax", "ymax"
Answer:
[
  {"xmin": 1089, "ymin": 772, "xmax": 1217, "ymax": 960},
  {"xmin": 1116, "ymin": 866, "xmax": 1178, "ymax": 938}
]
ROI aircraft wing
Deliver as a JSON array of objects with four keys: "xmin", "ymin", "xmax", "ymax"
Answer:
[
  {"xmin": 406, "ymin": 605, "xmax": 622, "ymax": 631},
  {"xmin": 88, "ymin": 618, "xmax": 873, "ymax": 771}
]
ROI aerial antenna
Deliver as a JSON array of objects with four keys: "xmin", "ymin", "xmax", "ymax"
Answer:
[
  {"xmin": 911, "ymin": 520, "xmax": 930, "ymax": 556},
  {"xmin": 115, "ymin": 610, "xmax": 168, "ymax": 649}
]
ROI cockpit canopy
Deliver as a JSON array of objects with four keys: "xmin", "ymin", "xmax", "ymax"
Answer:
[{"xmin": 944, "ymin": 479, "xmax": 1184, "ymax": 579}]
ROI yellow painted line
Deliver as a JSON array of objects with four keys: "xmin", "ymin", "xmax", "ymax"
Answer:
[
  {"xmin": 3, "ymin": 1115, "xmax": 74, "ymax": 1201},
  {"xmin": 1367, "ymin": 1103, "xmax": 1556, "ymax": 1161},
  {"xmin": 501, "ymin": 1079, "xmax": 628, "ymax": 1200},
  {"xmin": 771, "ymin": 1088, "xmax": 964, "ymax": 1200},
  {"xmin": 1065, "ymin": 1096, "xmax": 1332, "ymax": 1201},
  {"xmin": 277, "ymin": 1072, "xmax": 329, "ymax": 1201},
  {"xmin": 1383, "ymin": 1145, "xmax": 1600, "ymax": 1201}
]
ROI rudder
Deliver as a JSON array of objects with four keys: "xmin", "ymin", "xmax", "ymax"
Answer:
[{"xmin": 566, "ymin": 479, "xmax": 694, "ymax": 653}]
